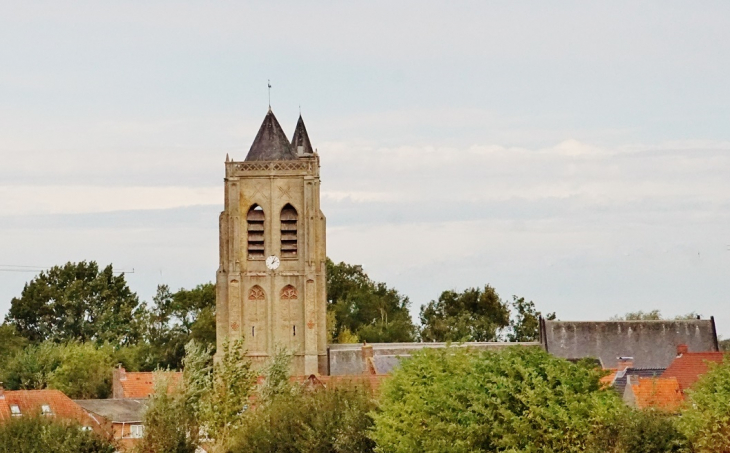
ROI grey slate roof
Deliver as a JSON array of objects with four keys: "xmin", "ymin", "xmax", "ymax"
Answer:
[
  {"xmin": 74, "ymin": 399, "xmax": 146, "ymax": 423},
  {"xmin": 244, "ymin": 109, "xmax": 298, "ymax": 161},
  {"xmin": 542, "ymin": 319, "xmax": 719, "ymax": 369},
  {"xmin": 612, "ymin": 368, "xmax": 666, "ymax": 398},
  {"xmin": 291, "ymin": 115, "xmax": 314, "ymax": 155}
]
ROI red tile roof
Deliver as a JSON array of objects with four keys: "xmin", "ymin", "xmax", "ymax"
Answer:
[
  {"xmin": 600, "ymin": 369, "xmax": 618, "ymax": 388},
  {"xmin": 630, "ymin": 377, "xmax": 684, "ymax": 412},
  {"xmin": 118, "ymin": 371, "xmax": 181, "ymax": 399},
  {"xmin": 661, "ymin": 352, "xmax": 725, "ymax": 392},
  {"xmin": 0, "ymin": 390, "xmax": 99, "ymax": 427}
]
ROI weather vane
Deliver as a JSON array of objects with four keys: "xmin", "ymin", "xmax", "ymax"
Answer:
[{"xmin": 268, "ymin": 79, "xmax": 272, "ymax": 109}]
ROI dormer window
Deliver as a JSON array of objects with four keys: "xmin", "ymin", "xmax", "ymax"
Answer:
[
  {"xmin": 41, "ymin": 404, "xmax": 53, "ymax": 416},
  {"xmin": 247, "ymin": 205, "xmax": 265, "ymax": 260},
  {"xmin": 280, "ymin": 204, "xmax": 298, "ymax": 258},
  {"xmin": 10, "ymin": 405, "xmax": 21, "ymax": 417}
]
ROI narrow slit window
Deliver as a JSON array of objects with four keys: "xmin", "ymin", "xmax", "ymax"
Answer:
[
  {"xmin": 247, "ymin": 205, "xmax": 265, "ymax": 260},
  {"xmin": 252, "ymin": 326, "xmax": 255, "ymax": 337},
  {"xmin": 293, "ymin": 325, "xmax": 296, "ymax": 336},
  {"xmin": 280, "ymin": 204, "xmax": 298, "ymax": 258}
]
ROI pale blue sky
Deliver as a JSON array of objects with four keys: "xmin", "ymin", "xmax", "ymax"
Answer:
[{"xmin": 1, "ymin": 2, "xmax": 730, "ymax": 335}]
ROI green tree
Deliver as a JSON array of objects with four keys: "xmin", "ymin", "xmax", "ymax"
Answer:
[
  {"xmin": 419, "ymin": 285, "xmax": 510, "ymax": 342},
  {"xmin": 0, "ymin": 323, "xmax": 28, "ymax": 364},
  {"xmin": 231, "ymin": 382, "xmax": 377, "ymax": 453},
  {"xmin": 508, "ymin": 296, "xmax": 555, "ymax": 342},
  {"xmin": 327, "ymin": 259, "xmax": 416, "ymax": 343},
  {"xmin": 590, "ymin": 408, "xmax": 686, "ymax": 453},
  {"xmin": 136, "ymin": 339, "xmax": 256, "ymax": 453},
  {"xmin": 678, "ymin": 357, "xmax": 730, "ymax": 452},
  {"xmin": 371, "ymin": 346, "xmax": 624, "ymax": 453},
  {"xmin": 5, "ymin": 261, "xmax": 142, "ymax": 344},
  {"xmin": 0, "ymin": 415, "xmax": 115, "ymax": 453},
  {"xmin": 137, "ymin": 283, "xmax": 216, "ymax": 370},
  {"xmin": 0, "ymin": 341, "xmax": 114, "ymax": 399}
]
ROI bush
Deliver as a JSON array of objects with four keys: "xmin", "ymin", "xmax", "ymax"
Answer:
[
  {"xmin": 0, "ymin": 341, "xmax": 114, "ymax": 399},
  {"xmin": 679, "ymin": 357, "xmax": 730, "ymax": 452},
  {"xmin": 371, "ymin": 346, "xmax": 624, "ymax": 453},
  {"xmin": 0, "ymin": 415, "xmax": 115, "ymax": 453},
  {"xmin": 230, "ymin": 382, "xmax": 377, "ymax": 453},
  {"xmin": 590, "ymin": 408, "xmax": 686, "ymax": 453}
]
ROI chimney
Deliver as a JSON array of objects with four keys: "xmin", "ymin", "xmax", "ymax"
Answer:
[
  {"xmin": 112, "ymin": 365, "xmax": 127, "ymax": 399},
  {"xmin": 677, "ymin": 344, "xmax": 689, "ymax": 356},
  {"xmin": 0, "ymin": 382, "xmax": 5, "ymax": 399},
  {"xmin": 617, "ymin": 356, "xmax": 634, "ymax": 372},
  {"xmin": 362, "ymin": 342, "xmax": 376, "ymax": 375}
]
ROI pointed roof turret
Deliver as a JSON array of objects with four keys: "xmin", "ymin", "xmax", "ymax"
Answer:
[
  {"xmin": 245, "ymin": 109, "xmax": 297, "ymax": 161},
  {"xmin": 291, "ymin": 114, "xmax": 314, "ymax": 156}
]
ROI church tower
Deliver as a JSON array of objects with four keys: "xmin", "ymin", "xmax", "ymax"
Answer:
[{"xmin": 216, "ymin": 109, "xmax": 327, "ymax": 376}]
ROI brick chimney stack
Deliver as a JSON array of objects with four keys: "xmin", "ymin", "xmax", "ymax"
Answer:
[
  {"xmin": 112, "ymin": 365, "xmax": 127, "ymax": 399},
  {"xmin": 617, "ymin": 357, "xmax": 634, "ymax": 372},
  {"xmin": 676, "ymin": 344, "xmax": 689, "ymax": 356},
  {"xmin": 362, "ymin": 342, "xmax": 376, "ymax": 375}
]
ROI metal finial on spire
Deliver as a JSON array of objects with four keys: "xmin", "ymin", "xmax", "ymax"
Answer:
[{"xmin": 268, "ymin": 80, "xmax": 272, "ymax": 109}]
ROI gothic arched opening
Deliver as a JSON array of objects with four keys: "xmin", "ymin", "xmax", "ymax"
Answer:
[
  {"xmin": 247, "ymin": 204, "xmax": 265, "ymax": 260},
  {"xmin": 280, "ymin": 204, "xmax": 298, "ymax": 258}
]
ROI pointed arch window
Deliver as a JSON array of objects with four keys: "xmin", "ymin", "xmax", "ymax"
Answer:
[
  {"xmin": 280, "ymin": 204, "xmax": 298, "ymax": 258},
  {"xmin": 247, "ymin": 205, "xmax": 265, "ymax": 260}
]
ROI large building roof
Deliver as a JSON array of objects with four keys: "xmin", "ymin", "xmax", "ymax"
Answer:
[
  {"xmin": 244, "ymin": 109, "xmax": 298, "ymax": 161},
  {"xmin": 661, "ymin": 351, "xmax": 725, "ymax": 392},
  {"xmin": 542, "ymin": 319, "xmax": 719, "ymax": 369}
]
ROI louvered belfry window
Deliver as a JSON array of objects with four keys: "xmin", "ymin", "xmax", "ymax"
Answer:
[
  {"xmin": 280, "ymin": 204, "xmax": 298, "ymax": 258},
  {"xmin": 247, "ymin": 205, "xmax": 265, "ymax": 260}
]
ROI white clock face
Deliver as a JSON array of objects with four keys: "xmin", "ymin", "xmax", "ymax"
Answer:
[{"xmin": 265, "ymin": 255, "xmax": 280, "ymax": 270}]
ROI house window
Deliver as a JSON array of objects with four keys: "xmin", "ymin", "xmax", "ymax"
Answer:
[
  {"xmin": 130, "ymin": 424, "xmax": 144, "ymax": 438},
  {"xmin": 247, "ymin": 205, "xmax": 265, "ymax": 260},
  {"xmin": 10, "ymin": 405, "xmax": 21, "ymax": 417},
  {"xmin": 280, "ymin": 204, "xmax": 298, "ymax": 258},
  {"xmin": 41, "ymin": 404, "xmax": 53, "ymax": 416}
]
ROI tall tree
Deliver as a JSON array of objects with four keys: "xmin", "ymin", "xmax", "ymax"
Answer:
[
  {"xmin": 508, "ymin": 296, "xmax": 556, "ymax": 342},
  {"xmin": 419, "ymin": 285, "xmax": 510, "ymax": 342},
  {"xmin": 5, "ymin": 261, "xmax": 142, "ymax": 344},
  {"xmin": 327, "ymin": 259, "xmax": 416, "ymax": 343},
  {"xmin": 137, "ymin": 283, "xmax": 216, "ymax": 370}
]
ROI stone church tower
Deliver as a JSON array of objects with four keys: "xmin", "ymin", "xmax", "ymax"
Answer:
[{"xmin": 216, "ymin": 109, "xmax": 327, "ymax": 376}]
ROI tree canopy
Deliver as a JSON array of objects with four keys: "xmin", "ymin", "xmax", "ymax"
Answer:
[
  {"xmin": 419, "ymin": 285, "xmax": 510, "ymax": 342},
  {"xmin": 5, "ymin": 261, "xmax": 142, "ymax": 345},
  {"xmin": 371, "ymin": 346, "xmax": 624, "ymax": 453},
  {"xmin": 327, "ymin": 259, "xmax": 416, "ymax": 343}
]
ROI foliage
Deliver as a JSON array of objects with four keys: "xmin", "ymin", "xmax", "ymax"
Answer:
[
  {"xmin": 0, "ymin": 341, "xmax": 113, "ymax": 398},
  {"xmin": 5, "ymin": 261, "xmax": 142, "ymax": 345},
  {"xmin": 230, "ymin": 382, "xmax": 377, "ymax": 453},
  {"xmin": 611, "ymin": 310, "xmax": 700, "ymax": 321},
  {"xmin": 589, "ymin": 408, "xmax": 686, "ymax": 453},
  {"xmin": 327, "ymin": 259, "xmax": 416, "ymax": 343},
  {"xmin": 371, "ymin": 346, "xmax": 624, "ymax": 453},
  {"xmin": 134, "ymin": 372, "xmax": 198, "ymax": 453},
  {"xmin": 507, "ymin": 296, "xmax": 555, "ymax": 342},
  {"xmin": 0, "ymin": 415, "xmax": 115, "ymax": 453},
  {"xmin": 419, "ymin": 285, "xmax": 510, "ymax": 342},
  {"xmin": 136, "ymin": 339, "xmax": 255, "ymax": 453},
  {"xmin": 260, "ymin": 347, "xmax": 294, "ymax": 402},
  {"xmin": 678, "ymin": 357, "xmax": 730, "ymax": 452},
  {"xmin": 137, "ymin": 283, "xmax": 216, "ymax": 370},
  {"xmin": 720, "ymin": 338, "xmax": 730, "ymax": 352},
  {"xmin": 0, "ymin": 323, "xmax": 28, "ymax": 364}
]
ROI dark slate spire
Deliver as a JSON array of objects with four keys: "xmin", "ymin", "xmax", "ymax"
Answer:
[
  {"xmin": 244, "ymin": 109, "xmax": 297, "ymax": 161},
  {"xmin": 291, "ymin": 114, "xmax": 314, "ymax": 156}
]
